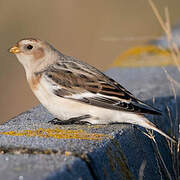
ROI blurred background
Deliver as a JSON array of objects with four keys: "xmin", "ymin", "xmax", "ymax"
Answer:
[{"xmin": 1, "ymin": 0, "xmax": 180, "ymax": 123}]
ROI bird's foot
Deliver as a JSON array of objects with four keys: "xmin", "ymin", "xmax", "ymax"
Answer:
[{"xmin": 48, "ymin": 114, "xmax": 91, "ymax": 125}]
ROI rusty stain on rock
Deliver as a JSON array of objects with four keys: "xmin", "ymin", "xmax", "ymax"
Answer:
[
  {"xmin": 0, "ymin": 128, "xmax": 113, "ymax": 141},
  {"xmin": 111, "ymin": 45, "xmax": 177, "ymax": 68}
]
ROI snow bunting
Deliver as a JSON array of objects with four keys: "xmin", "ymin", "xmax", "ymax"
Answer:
[{"xmin": 9, "ymin": 38, "xmax": 176, "ymax": 143}]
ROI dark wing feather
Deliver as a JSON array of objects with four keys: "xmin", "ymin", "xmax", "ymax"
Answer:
[{"xmin": 38, "ymin": 59, "xmax": 161, "ymax": 115}]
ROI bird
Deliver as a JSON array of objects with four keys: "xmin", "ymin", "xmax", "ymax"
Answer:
[{"xmin": 9, "ymin": 38, "xmax": 176, "ymax": 143}]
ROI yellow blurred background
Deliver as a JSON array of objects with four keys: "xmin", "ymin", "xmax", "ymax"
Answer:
[{"xmin": 1, "ymin": 0, "xmax": 180, "ymax": 123}]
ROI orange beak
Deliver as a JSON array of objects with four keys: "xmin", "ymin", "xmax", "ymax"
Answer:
[{"xmin": 9, "ymin": 45, "xmax": 21, "ymax": 54}]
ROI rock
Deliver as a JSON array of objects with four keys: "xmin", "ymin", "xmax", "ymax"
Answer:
[{"xmin": 0, "ymin": 66, "xmax": 179, "ymax": 179}]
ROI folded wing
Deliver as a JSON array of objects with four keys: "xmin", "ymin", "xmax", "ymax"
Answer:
[{"xmin": 38, "ymin": 60, "xmax": 161, "ymax": 115}]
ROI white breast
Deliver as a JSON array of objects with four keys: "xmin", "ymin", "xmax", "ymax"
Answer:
[{"xmin": 31, "ymin": 76, "xmax": 142, "ymax": 125}]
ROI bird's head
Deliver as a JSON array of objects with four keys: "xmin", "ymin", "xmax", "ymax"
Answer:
[{"xmin": 9, "ymin": 38, "xmax": 57, "ymax": 74}]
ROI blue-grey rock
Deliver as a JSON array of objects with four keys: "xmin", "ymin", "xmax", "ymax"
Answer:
[{"xmin": 0, "ymin": 66, "xmax": 179, "ymax": 180}]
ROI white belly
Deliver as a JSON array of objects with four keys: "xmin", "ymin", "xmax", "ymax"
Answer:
[
  {"xmin": 27, "ymin": 75, "xmax": 174, "ymax": 142},
  {"xmin": 31, "ymin": 77, "xmax": 143, "ymax": 124}
]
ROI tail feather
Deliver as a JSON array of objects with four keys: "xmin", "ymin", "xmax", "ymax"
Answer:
[
  {"xmin": 136, "ymin": 99, "xmax": 162, "ymax": 115},
  {"xmin": 148, "ymin": 122, "xmax": 176, "ymax": 143},
  {"xmin": 135, "ymin": 116, "xmax": 176, "ymax": 143}
]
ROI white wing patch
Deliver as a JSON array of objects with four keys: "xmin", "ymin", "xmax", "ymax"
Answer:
[{"xmin": 64, "ymin": 92, "xmax": 95, "ymax": 99}]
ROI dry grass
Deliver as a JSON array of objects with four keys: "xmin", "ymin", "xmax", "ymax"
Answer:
[{"xmin": 147, "ymin": 0, "xmax": 180, "ymax": 179}]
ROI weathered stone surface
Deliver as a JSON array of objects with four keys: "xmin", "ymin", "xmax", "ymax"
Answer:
[
  {"xmin": 105, "ymin": 66, "xmax": 180, "ymax": 99},
  {"xmin": 0, "ymin": 154, "xmax": 93, "ymax": 180},
  {"xmin": 0, "ymin": 66, "xmax": 179, "ymax": 179}
]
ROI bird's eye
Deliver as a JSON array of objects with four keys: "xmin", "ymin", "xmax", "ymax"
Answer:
[{"xmin": 26, "ymin": 44, "xmax": 33, "ymax": 50}]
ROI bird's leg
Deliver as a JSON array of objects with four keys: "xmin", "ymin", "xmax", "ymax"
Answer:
[{"xmin": 48, "ymin": 114, "xmax": 91, "ymax": 125}]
